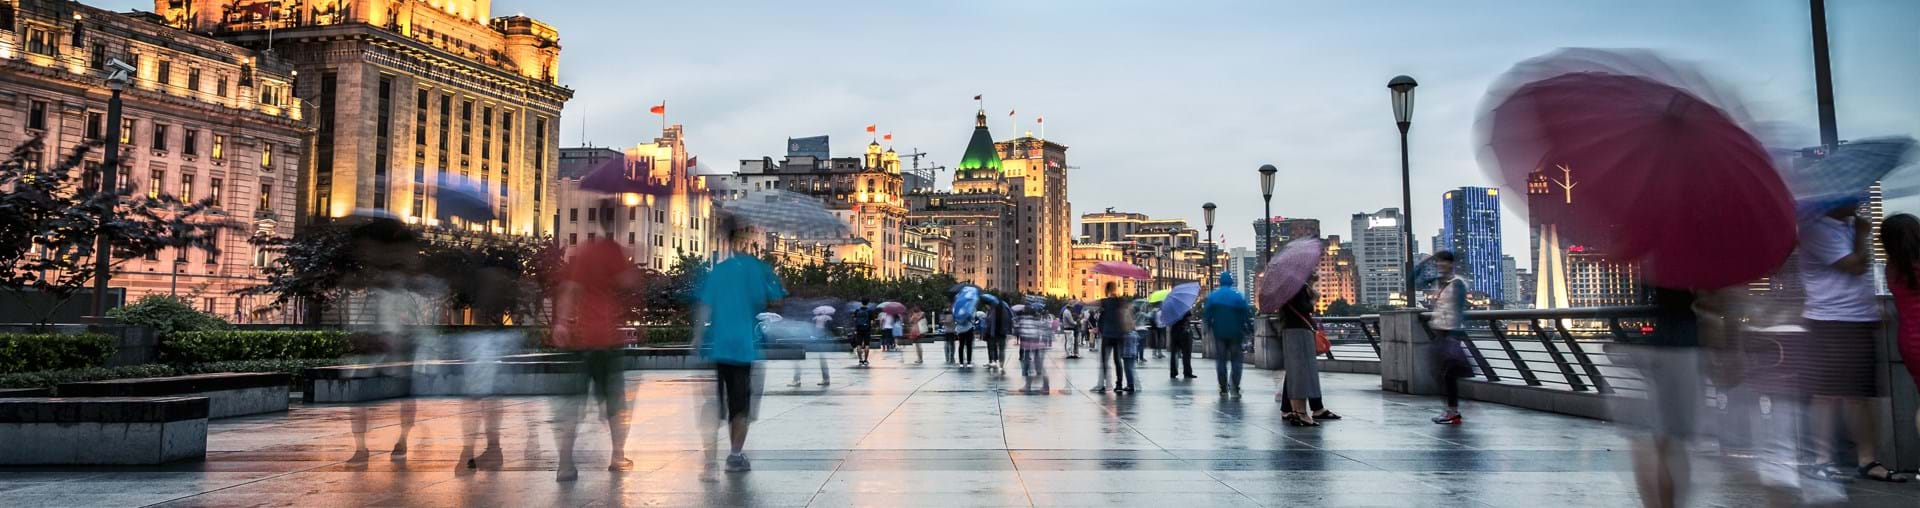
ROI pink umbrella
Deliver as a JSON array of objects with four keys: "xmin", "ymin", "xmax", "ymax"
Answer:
[
  {"xmin": 1090, "ymin": 261, "xmax": 1150, "ymax": 280},
  {"xmin": 1258, "ymin": 237, "xmax": 1324, "ymax": 312},
  {"xmin": 878, "ymin": 301, "xmax": 907, "ymax": 315}
]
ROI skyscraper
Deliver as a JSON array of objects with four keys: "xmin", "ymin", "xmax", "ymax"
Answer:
[
  {"xmin": 1313, "ymin": 236, "xmax": 1359, "ymax": 311},
  {"xmin": 1441, "ymin": 187, "xmax": 1503, "ymax": 302},
  {"xmin": 1528, "ymin": 165, "xmax": 1641, "ymax": 308},
  {"xmin": 1350, "ymin": 209, "xmax": 1408, "ymax": 307},
  {"xmin": 1501, "ymin": 255, "xmax": 1520, "ymax": 308},
  {"xmin": 1252, "ymin": 217, "xmax": 1321, "ymax": 260}
]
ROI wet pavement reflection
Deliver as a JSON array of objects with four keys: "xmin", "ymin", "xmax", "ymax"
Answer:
[{"xmin": 4, "ymin": 351, "xmax": 1919, "ymax": 507}]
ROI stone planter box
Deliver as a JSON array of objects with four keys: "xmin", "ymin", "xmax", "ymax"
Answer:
[
  {"xmin": 59, "ymin": 372, "xmax": 289, "ymax": 419},
  {"xmin": 0, "ymin": 396, "xmax": 208, "ymax": 465}
]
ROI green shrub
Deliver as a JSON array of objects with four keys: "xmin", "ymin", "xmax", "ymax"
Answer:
[
  {"xmin": 639, "ymin": 326, "xmax": 692, "ymax": 346},
  {"xmin": 0, "ymin": 334, "xmax": 117, "ymax": 374},
  {"xmin": 162, "ymin": 330, "xmax": 353, "ymax": 364},
  {"xmin": 107, "ymin": 295, "xmax": 229, "ymax": 338},
  {"xmin": 0, "ymin": 364, "xmax": 180, "ymax": 392}
]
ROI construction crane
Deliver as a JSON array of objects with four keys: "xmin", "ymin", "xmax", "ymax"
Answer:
[{"xmin": 895, "ymin": 148, "xmax": 946, "ymax": 192}]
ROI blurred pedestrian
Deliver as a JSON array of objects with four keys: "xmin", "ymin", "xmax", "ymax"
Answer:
[
  {"xmin": 346, "ymin": 216, "xmax": 432, "ymax": 462},
  {"xmin": 1881, "ymin": 214, "xmax": 1920, "ymax": 444},
  {"xmin": 1061, "ymin": 304, "xmax": 1083, "ymax": 359},
  {"xmin": 1205, "ymin": 272, "xmax": 1252, "ymax": 397},
  {"xmin": 1017, "ymin": 304, "xmax": 1053, "ymax": 393},
  {"xmin": 1094, "ymin": 283, "xmax": 1131, "ymax": 393},
  {"xmin": 1619, "ymin": 287, "xmax": 1709, "ymax": 508},
  {"xmin": 1167, "ymin": 304, "xmax": 1197, "ymax": 379},
  {"xmin": 694, "ymin": 241, "xmax": 787, "ymax": 473},
  {"xmin": 1795, "ymin": 203, "xmax": 1898, "ymax": 482},
  {"xmin": 1426, "ymin": 251, "xmax": 1471, "ymax": 425},
  {"xmin": 796, "ymin": 308, "xmax": 832, "ymax": 387},
  {"xmin": 879, "ymin": 305, "xmax": 898, "ymax": 353},
  {"xmin": 850, "ymin": 301, "xmax": 873, "ymax": 366},
  {"xmin": 943, "ymin": 312, "xmax": 959, "ymax": 364},
  {"xmin": 1118, "ymin": 323, "xmax": 1141, "ymax": 393},
  {"xmin": 1279, "ymin": 279, "xmax": 1328, "ymax": 427},
  {"xmin": 909, "ymin": 308, "xmax": 927, "ymax": 364},
  {"xmin": 551, "ymin": 208, "xmax": 644, "ymax": 481}
]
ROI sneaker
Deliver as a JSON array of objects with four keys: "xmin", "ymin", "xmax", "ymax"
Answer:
[
  {"xmin": 555, "ymin": 464, "xmax": 579, "ymax": 482},
  {"xmin": 1231, "ymin": 388, "xmax": 1241, "ymax": 398},
  {"xmin": 1431, "ymin": 412, "xmax": 1463, "ymax": 425},
  {"xmin": 1220, "ymin": 387, "xmax": 1230, "ymax": 396},
  {"xmin": 725, "ymin": 454, "xmax": 752, "ymax": 472}
]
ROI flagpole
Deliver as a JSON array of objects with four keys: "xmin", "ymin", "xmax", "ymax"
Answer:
[{"xmin": 660, "ymin": 100, "xmax": 666, "ymax": 133}]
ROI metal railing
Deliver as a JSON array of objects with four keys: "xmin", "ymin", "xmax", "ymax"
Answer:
[
  {"xmin": 1423, "ymin": 306, "xmax": 1658, "ymax": 396},
  {"xmin": 1317, "ymin": 315, "xmax": 1383, "ymax": 362}
]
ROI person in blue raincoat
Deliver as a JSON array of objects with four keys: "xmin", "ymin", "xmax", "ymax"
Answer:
[{"xmin": 1203, "ymin": 271, "xmax": 1252, "ymax": 396}]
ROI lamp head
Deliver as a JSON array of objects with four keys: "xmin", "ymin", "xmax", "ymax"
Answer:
[
  {"xmin": 1388, "ymin": 75, "xmax": 1419, "ymax": 125},
  {"xmin": 1258, "ymin": 165, "xmax": 1277, "ymax": 197}
]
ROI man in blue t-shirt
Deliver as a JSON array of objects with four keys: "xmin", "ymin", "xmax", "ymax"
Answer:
[{"xmin": 696, "ymin": 249, "xmax": 786, "ymax": 473}]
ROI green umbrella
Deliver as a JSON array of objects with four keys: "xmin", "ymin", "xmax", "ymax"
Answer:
[{"xmin": 1147, "ymin": 289, "xmax": 1172, "ymax": 303}]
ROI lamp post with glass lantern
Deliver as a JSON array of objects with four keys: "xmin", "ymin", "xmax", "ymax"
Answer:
[
  {"xmin": 1203, "ymin": 202, "xmax": 1217, "ymax": 291},
  {"xmin": 92, "ymin": 60, "xmax": 134, "ymax": 317},
  {"xmin": 1388, "ymin": 75, "xmax": 1418, "ymax": 307},
  {"xmin": 1258, "ymin": 164, "xmax": 1277, "ymax": 268}
]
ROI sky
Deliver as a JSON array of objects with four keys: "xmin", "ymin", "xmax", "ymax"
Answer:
[{"xmin": 99, "ymin": 1, "xmax": 1920, "ymax": 266}]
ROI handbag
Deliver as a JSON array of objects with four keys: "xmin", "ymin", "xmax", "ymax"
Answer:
[{"xmin": 1287, "ymin": 306, "xmax": 1331, "ymax": 355}]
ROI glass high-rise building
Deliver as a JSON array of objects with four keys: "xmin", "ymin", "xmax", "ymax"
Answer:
[{"xmin": 1440, "ymin": 187, "xmax": 1504, "ymax": 302}]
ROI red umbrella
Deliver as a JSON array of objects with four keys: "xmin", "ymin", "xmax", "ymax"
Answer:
[
  {"xmin": 1476, "ymin": 48, "xmax": 1794, "ymax": 289},
  {"xmin": 878, "ymin": 301, "xmax": 907, "ymax": 315},
  {"xmin": 1090, "ymin": 261, "xmax": 1150, "ymax": 280},
  {"xmin": 1258, "ymin": 238, "xmax": 1324, "ymax": 312}
]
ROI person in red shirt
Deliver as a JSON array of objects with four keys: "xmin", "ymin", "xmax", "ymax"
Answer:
[{"xmin": 552, "ymin": 202, "xmax": 645, "ymax": 481}]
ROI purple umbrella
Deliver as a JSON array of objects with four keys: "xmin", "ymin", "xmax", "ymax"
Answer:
[{"xmin": 1258, "ymin": 237, "xmax": 1324, "ymax": 312}]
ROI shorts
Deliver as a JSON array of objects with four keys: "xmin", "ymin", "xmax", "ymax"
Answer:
[
  {"xmin": 576, "ymin": 349, "xmax": 625, "ymax": 418},
  {"xmin": 1612, "ymin": 345, "xmax": 1702, "ymax": 437},
  {"xmin": 715, "ymin": 362, "xmax": 753, "ymax": 421}
]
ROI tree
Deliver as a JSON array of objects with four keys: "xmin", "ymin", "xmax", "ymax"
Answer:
[
  {"xmin": 0, "ymin": 138, "xmax": 223, "ymax": 326},
  {"xmin": 1324, "ymin": 298, "xmax": 1356, "ymax": 317},
  {"xmin": 239, "ymin": 219, "xmax": 359, "ymax": 324}
]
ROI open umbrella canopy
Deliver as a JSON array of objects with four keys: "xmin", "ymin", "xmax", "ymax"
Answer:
[
  {"xmin": 1789, "ymin": 136, "xmax": 1918, "ymax": 218},
  {"xmin": 1258, "ymin": 237, "xmax": 1325, "ymax": 311},
  {"xmin": 433, "ymin": 173, "xmax": 494, "ymax": 222},
  {"xmin": 1476, "ymin": 48, "xmax": 1794, "ymax": 289},
  {"xmin": 951, "ymin": 286, "xmax": 980, "ymax": 331},
  {"xmin": 1155, "ymin": 283, "xmax": 1202, "ymax": 328},
  {"xmin": 812, "ymin": 305, "xmax": 836, "ymax": 316},
  {"xmin": 715, "ymin": 188, "xmax": 852, "ymax": 239},
  {"xmin": 1090, "ymin": 261, "xmax": 1151, "ymax": 280},
  {"xmin": 878, "ymin": 301, "xmax": 906, "ymax": 315},
  {"xmin": 1146, "ymin": 288, "xmax": 1172, "ymax": 303}
]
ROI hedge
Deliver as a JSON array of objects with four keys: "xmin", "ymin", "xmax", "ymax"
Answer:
[
  {"xmin": 0, "ymin": 359, "xmax": 347, "ymax": 395},
  {"xmin": 162, "ymin": 330, "xmax": 354, "ymax": 364},
  {"xmin": 0, "ymin": 334, "xmax": 117, "ymax": 375}
]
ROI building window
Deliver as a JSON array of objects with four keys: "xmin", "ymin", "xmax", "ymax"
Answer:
[
  {"xmin": 211, "ymin": 135, "xmax": 224, "ymax": 160},
  {"xmin": 157, "ymin": 59, "xmax": 171, "ymax": 85},
  {"xmin": 187, "ymin": 68, "xmax": 201, "ymax": 93},
  {"xmin": 180, "ymin": 173, "xmax": 195, "ymax": 201},
  {"xmin": 183, "ymin": 129, "xmax": 199, "ymax": 156},
  {"xmin": 628, "ymin": 232, "xmax": 636, "ymax": 245},
  {"xmin": 372, "ymin": 75, "xmax": 393, "ymax": 210},
  {"xmin": 568, "ymin": 233, "xmax": 577, "ymax": 246},
  {"xmin": 90, "ymin": 43, "xmax": 106, "ymax": 69},
  {"xmin": 151, "ymin": 124, "xmax": 169, "ymax": 151},
  {"xmin": 499, "ymin": 111, "xmax": 512, "ymax": 164},
  {"xmin": 25, "ymin": 27, "xmax": 56, "ymax": 56},
  {"xmin": 85, "ymin": 111, "xmax": 103, "ymax": 140},
  {"xmin": 587, "ymin": 208, "xmax": 596, "ymax": 222},
  {"xmin": 261, "ymin": 142, "xmax": 273, "ymax": 169},
  {"xmin": 215, "ymin": 76, "xmax": 227, "ymax": 98},
  {"xmin": 415, "ymin": 89, "xmax": 429, "ymax": 145},
  {"xmin": 209, "ymin": 178, "xmax": 223, "ymax": 206},
  {"xmin": 568, "ymin": 208, "xmax": 577, "ymax": 223},
  {"xmin": 459, "ymin": 100, "xmax": 472, "ymax": 156},
  {"xmin": 480, "ymin": 106, "xmax": 493, "ymax": 160},
  {"xmin": 149, "ymin": 170, "xmax": 164, "ymax": 199},
  {"xmin": 27, "ymin": 100, "xmax": 47, "ymax": 130},
  {"xmin": 121, "ymin": 118, "xmax": 135, "ymax": 145},
  {"xmin": 259, "ymin": 183, "xmax": 272, "ymax": 210}
]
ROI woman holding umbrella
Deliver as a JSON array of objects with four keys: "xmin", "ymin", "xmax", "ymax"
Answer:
[{"xmin": 1278, "ymin": 276, "xmax": 1333, "ymax": 426}]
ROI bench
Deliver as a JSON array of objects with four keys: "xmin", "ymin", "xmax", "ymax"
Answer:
[
  {"xmin": 59, "ymin": 372, "xmax": 289, "ymax": 419},
  {"xmin": 305, "ymin": 360, "xmax": 593, "ymax": 402},
  {"xmin": 303, "ymin": 361, "xmax": 428, "ymax": 403},
  {"xmin": 0, "ymin": 387, "xmax": 49, "ymax": 397},
  {"xmin": 0, "ymin": 397, "xmax": 208, "ymax": 464}
]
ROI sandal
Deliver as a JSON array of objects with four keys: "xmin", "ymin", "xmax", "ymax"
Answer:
[
  {"xmin": 1287, "ymin": 417, "xmax": 1320, "ymax": 427},
  {"xmin": 1801, "ymin": 463, "xmax": 1855, "ymax": 483},
  {"xmin": 1860, "ymin": 462, "xmax": 1910, "ymax": 483},
  {"xmin": 1313, "ymin": 410, "xmax": 1343, "ymax": 421}
]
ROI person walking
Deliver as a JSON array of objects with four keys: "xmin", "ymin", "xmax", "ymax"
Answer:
[
  {"xmin": 909, "ymin": 309, "xmax": 927, "ymax": 364},
  {"xmin": 1017, "ymin": 304, "xmax": 1053, "ymax": 393},
  {"xmin": 851, "ymin": 301, "xmax": 873, "ymax": 367},
  {"xmin": 1426, "ymin": 251, "xmax": 1472, "ymax": 425},
  {"xmin": 879, "ymin": 306, "xmax": 898, "ymax": 354},
  {"xmin": 1794, "ymin": 203, "xmax": 1898, "ymax": 482},
  {"xmin": 960, "ymin": 310, "xmax": 983, "ymax": 367},
  {"xmin": 797, "ymin": 309, "xmax": 833, "ymax": 387},
  {"xmin": 551, "ymin": 213, "xmax": 644, "ymax": 480},
  {"xmin": 1278, "ymin": 280, "xmax": 1325, "ymax": 427},
  {"xmin": 1062, "ymin": 304, "xmax": 1084, "ymax": 359},
  {"xmin": 694, "ymin": 244, "xmax": 787, "ymax": 474},
  {"xmin": 1118, "ymin": 321, "xmax": 1141, "ymax": 393},
  {"xmin": 1094, "ymin": 283, "xmax": 1132, "ymax": 393},
  {"xmin": 1882, "ymin": 214, "xmax": 1920, "ymax": 445},
  {"xmin": 1204, "ymin": 272, "xmax": 1252, "ymax": 397},
  {"xmin": 1168, "ymin": 305, "xmax": 1197, "ymax": 379},
  {"xmin": 943, "ymin": 312, "xmax": 959, "ymax": 364}
]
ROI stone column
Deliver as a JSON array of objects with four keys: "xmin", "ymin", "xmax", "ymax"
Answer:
[
  {"xmin": 1379, "ymin": 309, "xmax": 1438, "ymax": 395},
  {"xmin": 1254, "ymin": 316, "xmax": 1284, "ymax": 370}
]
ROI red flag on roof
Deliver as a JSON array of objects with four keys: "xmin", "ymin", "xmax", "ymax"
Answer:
[
  {"xmin": 649, "ymin": 103, "xmax": 665, "ymax": 115},
  {"xmin": 973, "ymin": 94, "xmax": 982, "ymax": 100},
  {"xmin": 1008, "ymin": 109, "xmax": 1016, "ymax": 117},
  {"xmin": 883, "ymin": 133, "xmax": 893, "ymax": 142},
  {"xmin": 1036, "ymin": 116, "xmax": 1044, "ymax": 124},
  {"xmin": 865, "ymin": 124, "xmax": 876, "ymax": 134}
]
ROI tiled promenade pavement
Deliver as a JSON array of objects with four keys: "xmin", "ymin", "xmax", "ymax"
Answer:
[{"xmin": 4, "ymin": 348, "xmax": 1919, "ymax": 507}]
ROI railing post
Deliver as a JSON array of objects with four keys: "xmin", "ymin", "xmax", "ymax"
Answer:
[
  {"xmin": 1361, "ymin": 320, "xmax": 1382, "ymax": 358},
  {"xmin": 1378, "ymin": 310, "xmax": 1441, "ymax": 394},
  {"xmin": 1487, "ymin": 319, "xmax": 1538, "ymax": 386},
  {"xmin": 1527, "ymin": 319, "xmax": 1586, "ymax": 391},
  {"xmin": 1555, "ymin": 318, "xmax": 1612, "ymax": 394}
]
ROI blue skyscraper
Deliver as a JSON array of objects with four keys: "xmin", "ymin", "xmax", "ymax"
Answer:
[{"xmin": 1441, "ymin": 187, "xmax": 1503, "ymax": 302}]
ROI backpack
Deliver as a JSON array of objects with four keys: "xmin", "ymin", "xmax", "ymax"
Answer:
[{"xmin": 853, "ymin": 306, "xmax": 873, "ymax": 330}]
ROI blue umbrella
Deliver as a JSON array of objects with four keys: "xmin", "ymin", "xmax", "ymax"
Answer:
[
  {"xmin": 1155, "ymin": 283, "xmax": 1202, "ymax": 328},
  {"xmin": 1787, "ymin": 136, "xmax": 1917, "ymax": 219},
  {"xmin": 433, "ymin": 173, "xmax": 494, "ymax": 222},
  {"xmin": 951, "ymin": 286, "xmax": 980, "ymax": 332}
]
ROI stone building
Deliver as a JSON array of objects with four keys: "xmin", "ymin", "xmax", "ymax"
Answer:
[
  {"xmin": 1, "ymin": 0, "xmax": 304, "ymax": 322},
  {"xmin": 156, "ymin": 0, "xmax": 572, "ymax": 235},
  {"xmin": 994, "ymin": 133, "xmax": 1070, "ymax": 296},
  {"xmin": 553, "ymin": 125, "xmax": 715, "ymax": 272},
  {"xmin": 907, "ymin": 108, "xmax": 1071, "ymax": 295}
]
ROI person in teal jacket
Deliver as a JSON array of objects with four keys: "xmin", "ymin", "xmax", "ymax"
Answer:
[{"xmin": 1203, "ymin": 271, "xmax": 1253, "ymax": 396}]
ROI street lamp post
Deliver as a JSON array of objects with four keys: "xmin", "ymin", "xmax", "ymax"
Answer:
[
  {"xmin": 171, "ymin": 258, "xmax": 187, "ymax": 296},
  {"xmin": 1203, "ymin": 202, "xmax": 1217, "ymax": 291},
  {"xmin": 1388, "ymin": 75, "xmax": 1419, "ymax": 307},
  {"xmin": 92, "ymin": 60, "xmax": 134, "ymax": 318},
  {"xmin": 1258, "ymin": 165, "xmax": 1277, "ymax": 270}
]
